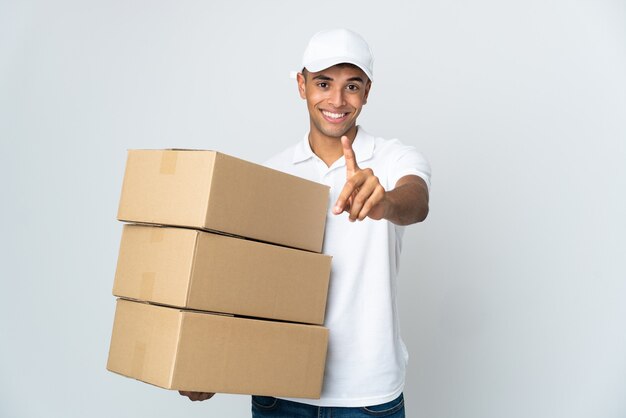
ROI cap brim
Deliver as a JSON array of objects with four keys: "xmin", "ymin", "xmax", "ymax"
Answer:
[{"xmin": 304, "ymin": 57, "xmax": 373, "ymax": 81}]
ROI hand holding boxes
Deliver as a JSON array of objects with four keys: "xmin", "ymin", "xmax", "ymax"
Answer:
[{"xmin": 107, "ymin": 149, "xmax": 331, "ymax": 399}]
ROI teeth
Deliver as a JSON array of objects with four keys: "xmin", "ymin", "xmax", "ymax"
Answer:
[{"xmin": 322, "ymin": 111, "xmax": 346, "ymax": 119}]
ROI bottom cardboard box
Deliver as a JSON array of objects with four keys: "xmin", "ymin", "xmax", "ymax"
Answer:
[{"xmin": 107, "ymin": 298, "xmax": 328, "ymax": 399}]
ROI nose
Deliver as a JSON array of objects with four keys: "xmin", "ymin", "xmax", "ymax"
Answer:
[{"xmin": 327, "ymin": 86, "xmax": 346, "ymax": 108}]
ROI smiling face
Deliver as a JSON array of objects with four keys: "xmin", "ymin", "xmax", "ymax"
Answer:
[{"xmin": 298, "ymin": 64, "xmax": 371, "ymax": 142}]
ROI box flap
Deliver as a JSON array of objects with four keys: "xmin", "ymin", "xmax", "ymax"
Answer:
[
  {"xmin": 117, "ymin": 150, "xmax": 216, "ymax": 229},
  {"xmin": 113, "ymin": 224, "xmax": 197, "ymax": 307},
  {"xmin": 106, "ymin": 299, "xmax": 182, "ymax": 389}
]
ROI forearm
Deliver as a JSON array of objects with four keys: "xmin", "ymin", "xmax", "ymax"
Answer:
[{"xmin": 383, "ymin": 176, "xmax": 429, "ymax": 225}]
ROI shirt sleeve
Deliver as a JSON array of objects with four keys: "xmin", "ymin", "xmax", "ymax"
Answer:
[{"xmin": 387, "ymin": 145, "xmax": 432, "ymax": 192}]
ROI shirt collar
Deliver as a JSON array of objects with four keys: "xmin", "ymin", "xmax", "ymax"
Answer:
[
  {"xmin": 292, "ymin": 126, "xmax": 375, "ymax": 165},
  {"xmin": 292, "ymin": 133, "xmax": 316, "ymax": 163}
]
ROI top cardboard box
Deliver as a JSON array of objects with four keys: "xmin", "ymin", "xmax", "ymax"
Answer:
[{"xmin": 117, "ymin": 150, "xmax": 329, "ymax": 253}]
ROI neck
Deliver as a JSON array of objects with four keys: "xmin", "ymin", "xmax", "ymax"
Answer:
[{"xmin": 308, "ymin": 125, "xmax": 358, "ymax": 167}]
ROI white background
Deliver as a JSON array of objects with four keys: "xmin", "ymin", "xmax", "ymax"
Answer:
[{"xmin": 1, "ymin": 1, "xmax": 625, "ymax": 417}]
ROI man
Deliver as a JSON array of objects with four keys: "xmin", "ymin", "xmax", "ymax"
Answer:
[{"xmin": 181, "ymin": 28, "xmax": 431, "ymax": 418}]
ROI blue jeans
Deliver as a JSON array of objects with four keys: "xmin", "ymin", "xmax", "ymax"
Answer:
[{"xmin": 251, "ymin": 393, "xmax": 405, "ymax": 417}]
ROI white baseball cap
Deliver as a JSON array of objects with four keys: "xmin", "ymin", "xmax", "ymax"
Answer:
[{"xmin": 299, "ymin": 28, "xmax": 374, "ymax": 81}]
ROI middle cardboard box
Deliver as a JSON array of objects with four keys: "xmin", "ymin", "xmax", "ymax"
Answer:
[{"xmin": 113, "ymin": 223, "xmax": 332, "ymax": 325}]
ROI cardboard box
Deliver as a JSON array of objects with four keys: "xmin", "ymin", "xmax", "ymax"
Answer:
[
  {"xmin": 113, "ymin": 224, "xmax": 331, "ymax": 325},
  {"xmin": 107, "ymin": 299, "xmax": 328, "ymax": 398},
  {"xmin": 117, "ymin": 150, "xmax": 329, "ymax": 253}
]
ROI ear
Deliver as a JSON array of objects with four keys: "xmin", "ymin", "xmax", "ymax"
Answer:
[
  {"xmin": 363, "ymin": 80, "xmax": 372, "ymax": 105},
  {"xmin": 297, "ymin": 72, "xmax": 307, "ymax": 99}
]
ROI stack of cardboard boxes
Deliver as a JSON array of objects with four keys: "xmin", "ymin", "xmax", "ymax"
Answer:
[{"xmin": 107, "ymin": 150, "xmax": 332, "ymax": 399}]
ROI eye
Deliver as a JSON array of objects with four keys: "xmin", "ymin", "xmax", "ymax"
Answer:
[
  {"xmin": 317, "ymin": 82, "xmax": 328, "ymax": 88},
  {"xmin": 347, "ymin": 84, "xmax": 360, "ymax": 91}
]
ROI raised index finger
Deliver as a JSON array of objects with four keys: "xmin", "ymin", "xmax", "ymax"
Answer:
[{"xmin": 341, "ymin": 135, "xmax": 359, "ymax": 175}]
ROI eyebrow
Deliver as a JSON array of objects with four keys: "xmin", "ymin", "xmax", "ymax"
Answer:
[
  {"xmin": 312, "ymin": 75, "xmax": 332, "ymax": 81},
  {"xmin": 312, "ymin": 75, "xmax": 365, "ymax": 83}
]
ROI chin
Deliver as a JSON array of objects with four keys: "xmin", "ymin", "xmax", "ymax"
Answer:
[{"xmin": 323, "ymin": 125, "xmax": 353, "ymax": 139}]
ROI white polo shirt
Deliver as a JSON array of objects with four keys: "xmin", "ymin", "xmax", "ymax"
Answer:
[{"xmin": 264, "ymin": 127, "xmax": 431, "ymax": 407}]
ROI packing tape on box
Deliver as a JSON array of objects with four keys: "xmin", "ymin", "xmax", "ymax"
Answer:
[
  {"xmin": 140, "ymin": 272, "xmax": 156, "ymax": 300},
  {"xmin": 131, "ymin": 342, "xmax": 147, "ymax": 378},
  {"xmin": 160, "ymin": 150, "xmax": 178, "ymax": 175}
]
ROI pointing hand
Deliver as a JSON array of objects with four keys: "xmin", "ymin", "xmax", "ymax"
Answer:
[{"xmin": 333, "ymin": 136, "xmax": 387, "ymax": 222}]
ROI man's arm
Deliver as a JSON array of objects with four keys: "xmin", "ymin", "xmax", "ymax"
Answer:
[
  {"xmin": 333, "ymin": 136, "xmax": 429, "ymax": 225},
  {"xmin": 379, "ymin": 174, "xmax": 429, "ymax": 225}
]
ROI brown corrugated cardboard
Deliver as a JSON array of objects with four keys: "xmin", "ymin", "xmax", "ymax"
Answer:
[
  {"xmin": 117, "ymin": 150, "xmax": 329, "ymax": 253},
  {"xmin": 113, "ymin": 224, "xmax": 331, "ymax": 325},
  {"xmin": 107, "ymin": 299, "xmax": 328, "ymax": 399}
]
